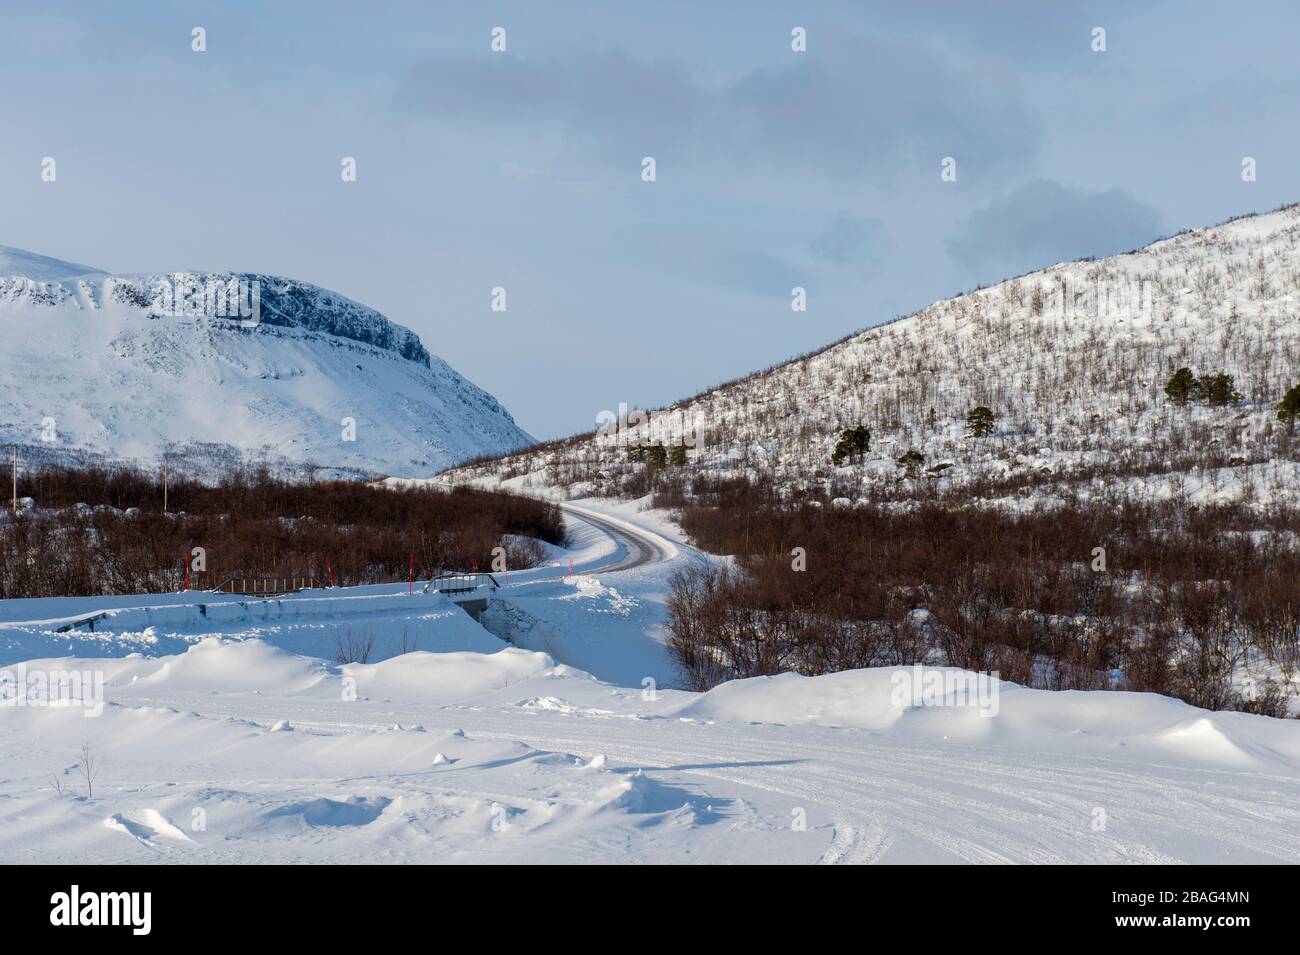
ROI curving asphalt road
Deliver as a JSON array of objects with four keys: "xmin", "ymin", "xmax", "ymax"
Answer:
[{"xmin": 558, "ymin": 503, "xmax": 674, "ymax": 573}]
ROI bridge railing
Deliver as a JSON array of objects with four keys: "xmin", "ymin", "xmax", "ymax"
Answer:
[
  {"xmin": 430, "ymin": 572, "xmax": 500, "ymax": 595},
  {"xmin": 211, "ymin": 575, "xmax": 320, "ymax": 596}
]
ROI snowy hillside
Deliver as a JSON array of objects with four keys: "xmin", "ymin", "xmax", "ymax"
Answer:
[
  {"xmin": 0, "ymin": 244, "xmax": 104, "ymax": 283},
  {"xmin": 445, "ymin": 204, "xmax": 1300, "ymax": 504},
  {"xmin": 0, "ymin": 248, "xmax": 533, "ymax": 476}
]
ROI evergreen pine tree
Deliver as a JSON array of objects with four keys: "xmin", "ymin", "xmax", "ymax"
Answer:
[
  {"xmin": 1278, "ymin": 382, "xmax": 1300, "ymax": 434},
  {"xmin": 832, "ymin": 426, "xmax": 871, "ymax": 465},
  {"xmin": 1164, "ymin": 367, "xmax": 1196, "ymax": 405},
  {"xmin": 896, "ymin": 449, "xmax": 925, "ymax": 478},
  {"xmin": 966, "ymin": 406, "xmax": 995, "ymax": 438},
  {"xmin": 1197, "ymin": 372, "xmax": 1242, "ymax": 407}
]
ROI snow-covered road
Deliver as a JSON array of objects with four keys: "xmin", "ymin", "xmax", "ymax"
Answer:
[{"xmin": 559, "ymin": 503, "xmax": 675, "ymax": 574}]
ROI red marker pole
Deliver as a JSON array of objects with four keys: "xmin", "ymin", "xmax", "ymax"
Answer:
[
  {"xmin": 183, "ymin": 551, "xmax": 190, "ymax": 591},
  {"xmin": 325, "ymin": 556, "xmax": 334, "ymax": 588},
  {"xmin": 409, "ymin": 553, "xmax": 413, "ymax": 594}
]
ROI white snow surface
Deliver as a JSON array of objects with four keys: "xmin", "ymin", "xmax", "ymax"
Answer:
[
  {"xmin": 0, "ymin": 249, "xmax": 532, "ymax": 474},
  {"xmin": 4, "ymin": 500, "xmax": 1300, "ymax": 864}
]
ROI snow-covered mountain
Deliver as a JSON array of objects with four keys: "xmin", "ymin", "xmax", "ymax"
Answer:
[
  {"xmin": 0, "ymin": 244, "xmax": 104, "ymax": 283},
  {"xmin": 446, "ymin": 204, "xmax": 1300, "ymax": 504},
  {"xmin": 0, "ymin": 247, "xmax": 533, "ymax": 476}
]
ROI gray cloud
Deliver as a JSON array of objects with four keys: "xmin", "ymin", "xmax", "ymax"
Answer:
[
  {"xmin": 946, "ymin": 179, "xmax": 1164, "ymax": 278},
  {"xmin": 396, "ymin": 31, "xmax": 1042, "ymax": 182},
  {"xmin": 808, "ymin": 214, "xmax": 884, "ymax": 270},
  {"xmin": 623, "ymin": 224, "xmax": 801, "ymax": 297},
  {"xmin": 721, "ymin": 32, "xmax": 1041, "ymax": 180},
  {"xmin": 398, "ymin": 51, "xmax": 705, "ymax": 157}
]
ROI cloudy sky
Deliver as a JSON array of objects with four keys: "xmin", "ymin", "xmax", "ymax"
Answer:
[{"xmin": 3, "ymin": 1, "xmax": 1299, "ymax": 438}]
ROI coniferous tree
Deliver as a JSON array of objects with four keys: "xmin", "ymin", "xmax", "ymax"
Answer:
[
  {"xmin": 966, "ymin": 406, "xmax": 995, "ymax": 438},
  {"xmin": 1196, "ymin": 372, "xmax": 1242, "ymax": 407},
  {"xmin": 896, "ymin": 449, "xmax": 925, "ymax": 478},
  {"xmin": 1278, "ymin": 382, "xmax": 1300, "ymax": 434},
  {"xmin": 1165, "ymin": 367, "xmax": 1196, "ymax": 405},
  {"xmin": 831, "ymin": 426, "xmax": 871, "ymax": 466},
  {"xmin": 646, "ymin": 442, "xmax": 668, "ymax": 468},
  {"xmin": 669, "ymin": 441, "xmax": 689, "ymax": 467}
]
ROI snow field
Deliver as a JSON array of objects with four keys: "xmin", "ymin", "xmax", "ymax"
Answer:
[{"xmin": 4, "ymin": 499, "xmax": 1300, "ymax": 864}]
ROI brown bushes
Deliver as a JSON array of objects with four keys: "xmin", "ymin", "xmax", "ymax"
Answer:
[
  {"xmin": 0, "ymin": 464, "xmax": 565, "ymax": 598},
  {"xmin": 665, "ymin": 476, "xmax": 1300, "ymax": 715}
]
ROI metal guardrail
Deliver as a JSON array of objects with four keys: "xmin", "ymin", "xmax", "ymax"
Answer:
[
  {"xmin": 54, "ymin": 612, "xmax": 110, "ymax": 633},
  {"xmin": 211, "ymin": 576, "xmax": 319, "ymax": 596},
  {"xmin": 430, "ymin": 572, "xmax": 500, "ymax": 595},
  {"xmin": 208, "ymin": 572, "xmax": 496, "ymax": 597}
]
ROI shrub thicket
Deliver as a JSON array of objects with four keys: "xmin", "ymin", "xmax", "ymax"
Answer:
[
  {"xmin": 0, "ymin": 464, "xmax": 564, "ymax": 598},
  {"xmin": 664, "ymin": 475, "xmax": 1299, "ymax": 716}
]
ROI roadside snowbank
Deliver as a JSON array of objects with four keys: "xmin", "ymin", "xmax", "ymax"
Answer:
[
  {"xmin": 0, "ymin": 589, "xmax": 503, "ymax": 666},
  {"xmin": 681, "ymin": 667, "xmax": 1300, "ymax": 772}
]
